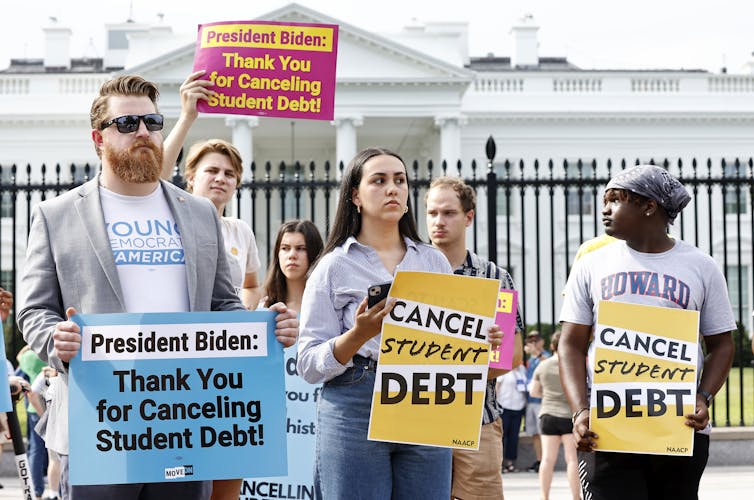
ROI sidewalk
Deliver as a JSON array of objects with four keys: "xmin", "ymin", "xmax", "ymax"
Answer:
[
  {"xmin": 500, "ymin": 465, "xmax": 754, "ymax": 500},
  {"xmin": 0, "ymin": 465, "xmax": 752, "ymax": 498}
]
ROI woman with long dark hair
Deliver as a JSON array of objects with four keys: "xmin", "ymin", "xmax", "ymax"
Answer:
[
  {"xmin": 297, "ymin": 147, "xmax": 500, "ymax": 499},
  {"xmin": 261, "ymin": 220, "xmax": 324, "ymax": 311},
  {"xmin": 249, "ymin": 219, "xmax": 323, "ymax": 500}
]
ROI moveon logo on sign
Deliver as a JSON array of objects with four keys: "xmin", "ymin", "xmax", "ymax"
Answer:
[{"xmin": 164, "ymin": 465, "xmax": 194, "ymax": 479}]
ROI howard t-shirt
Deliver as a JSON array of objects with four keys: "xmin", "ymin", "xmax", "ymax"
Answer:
[{"xmin": 100, "ymin": 186, "xmax": 189, "ymax": 312}]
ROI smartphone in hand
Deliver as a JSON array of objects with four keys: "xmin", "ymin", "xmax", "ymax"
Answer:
[{"xmin": 367, "ymin": 281, "xmax": 392, "ymax": 308}]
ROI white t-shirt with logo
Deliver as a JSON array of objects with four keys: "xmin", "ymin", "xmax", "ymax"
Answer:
[
  {"xmin": 221, "ymin": 217, "xmax": 261, "ymax": 296},
  {"xmin": 100, "ymin": 186, "xmax": 189, "ymax": 312}
]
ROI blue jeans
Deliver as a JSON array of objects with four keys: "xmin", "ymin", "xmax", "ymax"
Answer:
[
  {"xmin": 27, "ymin": 411, "xmax": 48, "ymax": 497},
  {"xmin": 501, "ymin": 408, "xmax": 525, "ymax": 462},
  {"xmin": 315, "ymin": 356, "xmax": 452, "ymax": 500}
]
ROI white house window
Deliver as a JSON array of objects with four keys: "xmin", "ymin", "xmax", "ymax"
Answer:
[
  {"xmin": 0, "ymin": 270, "xmax": 11, "ymax": 290},
  {"xmin": 565, "ymin": 161, "xmax": 593, "ymax": 216},
  {"xmin": 726, "ymin": 265, "xmax": 750, "ymax": 332},
  {"xmin": 280, "ymin": 163, "xmax": 298, "ymax": 219},
  {"xmin": 723, "ymin": 162, "xmax": 748, "ymax": 215},
  {"xmin": 495, "ymin": 162, "xmax": 516, "ymax": 217},
  {"xmin": 0, "ymin": 167, "xmax": 13, "ymax": 219},
  {"xmin": 108, "ymin": 30, "xmax": 130, "ymax": 50}
]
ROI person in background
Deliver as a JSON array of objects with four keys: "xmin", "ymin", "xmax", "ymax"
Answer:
[
  {"xmin": 529, "ymin": 332, "xmax": 579, "ymax": 500},
  {"xmin": 0, "ymin": 287, "xmax": 12, "ymax": 322},
  {"xmin": 4, "ymin": 371, "xmax": 31, "ymax": 438},
  {"xmin": 559, "ymin": 165, "xmax": 735, "ymax": 500},
  {"xmin": 30, "ymin": 366, "xmax": 61, "ymax": 499},
  {"xmin": 18, "ymin": 346, "xmax": 48, "ymax": 500},
  {"xmin": 0, "ymin": 288, "xmax": 17, "ymax": 492},
  {"xmin": 572, "ymin": 234, "xmax": 617, "ymax": 264},
  {"xmin": 496, "ymin": 364, "xmax": 527, "ymax": 473},
  {"xmin": 181, "ymin": 139, "xmax": 263, "ymax": 309},
  {"xmin": 523, "ymin": 331, "xmax": 550, "ymax": 473},
  {"xmin": 261, "ymin": 220, "xmax": 324, "ymax": 312},
  {"xmin": 162, "ymin": 71, "xmax": 263, "ymax": 310},
  {"xmin": 253, "ymin": 220, "xmax": 323, "ymax": 498},
  {"xmin": 425, "ymin": 176, "xmax": 523, "ymax": 500},
  {"xmin": 297, "ymin": 148, "xmax": 503, "ymax": 500}
]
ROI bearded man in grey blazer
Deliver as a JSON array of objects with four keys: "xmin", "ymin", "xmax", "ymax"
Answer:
[{"xmin": 18, "ymin": 75, "xmax": 297, "ymax": 500}]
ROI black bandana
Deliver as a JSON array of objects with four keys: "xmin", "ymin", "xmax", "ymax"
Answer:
[{"xmin": 606, "ymin": 165, "xmax": 691, "ymax": 223}]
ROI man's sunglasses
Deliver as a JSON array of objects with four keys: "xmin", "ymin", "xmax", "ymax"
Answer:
[{"xmin": 100, "ymin": 114, "xmax": 164, "ymax": 133}]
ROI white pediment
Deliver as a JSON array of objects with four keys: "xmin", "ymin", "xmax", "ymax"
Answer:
[{"xmin": 125, "ymin": 2, "xmax": 473, "ymax": 86}]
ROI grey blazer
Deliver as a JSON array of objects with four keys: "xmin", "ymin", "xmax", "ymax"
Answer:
[{"xmin": 17, "ymin": 177, "xmax": 245, "ymax": 452}]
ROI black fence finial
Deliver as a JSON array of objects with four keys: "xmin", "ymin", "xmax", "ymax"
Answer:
[
  {"xmin": 485, "ymin": 135, "xmax": 496, "ymax": 167},
  {"xmin": 485, "ymin": 135, "xmax": 498, "ymax": 261}
]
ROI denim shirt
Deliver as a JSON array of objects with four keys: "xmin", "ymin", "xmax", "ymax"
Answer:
[{"xmin": 297, "ymin": 236, "xmax": 452, "ymax": 384}]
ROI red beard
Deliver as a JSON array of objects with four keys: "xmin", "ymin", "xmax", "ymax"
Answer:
[{"xmin": 104, "ymin": 139, "xmax": 163, "ymax": 184}]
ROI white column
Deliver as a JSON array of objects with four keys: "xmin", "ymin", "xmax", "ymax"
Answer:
[
  {"xmin": 434, "ymin": 114, "xmax": 467, "ymax": 175},
  {"xmin": 332, "ymin": 115, "xmax": 363, "ymax": 173},
  {"xmin": 436, "ymin": 114, "xmax": 474, "ymax": 248},
  {"xmin": 225, "ymin": 116, "xmax": 259, "ymax": 178}
]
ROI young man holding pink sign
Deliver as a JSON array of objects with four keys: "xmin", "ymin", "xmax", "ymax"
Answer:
[{"xmin": 426, "ymin": 176, "xmax": 524, "ymax": 500}]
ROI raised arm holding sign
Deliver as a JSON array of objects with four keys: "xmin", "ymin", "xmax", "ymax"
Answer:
[{"xmin": 192, "ymin": 20, "xmax": 338, "ymax": 120}]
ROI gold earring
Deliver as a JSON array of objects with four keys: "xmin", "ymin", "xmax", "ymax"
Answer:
[{"xmin": 404, "ymin": 206, "xmax": 409, "ymax": 214}]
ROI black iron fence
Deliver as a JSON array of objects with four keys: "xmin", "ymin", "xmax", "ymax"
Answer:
[{"xmin": 1, "ymin": 137, "xmax": 753, "ymax": 426}]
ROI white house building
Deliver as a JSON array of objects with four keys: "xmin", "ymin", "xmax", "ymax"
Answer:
[{"xmin": 2, "ymin": 2, "xmax": 753, "ymax": 329}]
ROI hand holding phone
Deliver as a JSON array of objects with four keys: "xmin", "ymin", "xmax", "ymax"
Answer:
[{"xmin": 367, "ymin": 281, "xmax": 392, "ymax": 308}]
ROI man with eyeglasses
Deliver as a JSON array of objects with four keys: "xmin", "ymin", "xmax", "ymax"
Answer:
[{"xmin": 18, "ymin": 75, "xmax": 298, "ymax": 500}]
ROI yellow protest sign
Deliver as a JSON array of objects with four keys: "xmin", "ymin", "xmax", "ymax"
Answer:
[
  {"xmin": 591, "ymin": 300, "xmax": 699, "ymax": 456},
  {"xmin": 367, "ymin": 271, "xmax": 499, "ymax": 450}
]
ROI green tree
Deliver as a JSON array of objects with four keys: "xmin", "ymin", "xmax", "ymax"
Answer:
[{"xmin": 732, "ymin": 322, "xmax": 754, "ymax": 368}]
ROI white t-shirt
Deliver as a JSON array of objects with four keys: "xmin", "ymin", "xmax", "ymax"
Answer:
[
  {"xmin": 45, "ymin": 376, "xmax": 68, "ymax": 454},
  {"xmin": 560, "ymin": 239, "xmax": 736, "ymax": 435},
  {"xmin": 221, "ymin": 217, "xmax": 261, "ymax": 296},
  {"xmin": 496, "ymin": 365, "xmax": 527, "ymax": 411},
  {"xmin": 100, "ymin": 186, "xmax": 189, "ymax": 312}
]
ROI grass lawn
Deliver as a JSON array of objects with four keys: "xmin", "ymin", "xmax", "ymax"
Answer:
[{"xmin": 710, "ymin": 366, "xmax": 754, "ymax": 427}]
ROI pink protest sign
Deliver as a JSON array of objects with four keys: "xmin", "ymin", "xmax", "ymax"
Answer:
[
  {"xmin": 489, "ymin": 289, "xmax": 518, "ymax": 370},
  {"xmin": 193, "ymin": 20, "xmax": 338, "ymax": 120}
]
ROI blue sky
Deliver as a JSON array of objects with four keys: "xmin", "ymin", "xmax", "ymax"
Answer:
[{"xmin": 2, "ymin": 0, "xmax": 752, "ymax": 73}]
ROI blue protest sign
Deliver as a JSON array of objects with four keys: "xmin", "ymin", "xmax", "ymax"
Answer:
[
  {"xmin": 241, "ymin": 346, "xmax": 320, "ymax": 499},
  {"xmin": 0, "ymin": 327, "xmax": 12, "ymax": 412},
  {"xmin": 68, "ymin": 311, "xmax": 287, "ymax": 485}
]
